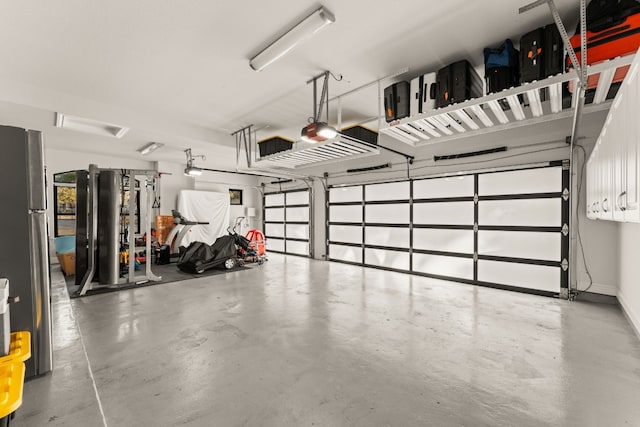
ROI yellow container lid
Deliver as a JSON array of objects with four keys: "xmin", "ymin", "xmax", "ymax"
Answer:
[
  {"xmin": 0, "ymin": 332, "xmax": 31, "ymax": 365},
  {"xmin": 0, "ymin": 362, "xmax": 25, "ymax": 417}
]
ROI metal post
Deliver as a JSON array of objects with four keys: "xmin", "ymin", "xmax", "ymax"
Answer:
[
  {"xmin": 145, "ymin": 177, "xmax": 162, "ymax": 281},
  {"xmin": 128, "ymin": 172, "xmax": 136, "ymax": 282}
]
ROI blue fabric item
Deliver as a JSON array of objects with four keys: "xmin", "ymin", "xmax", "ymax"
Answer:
[
  {"xmin": 484, "ymin": 39, "xmax": 519, "ymax": 69},
  {"xmin": 54, "ymin": 236, "xmax": 75, "ymax": 254}
]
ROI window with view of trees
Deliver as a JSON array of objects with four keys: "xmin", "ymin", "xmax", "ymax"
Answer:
[{"xmin": 53, "ymin": 171, "xmax": 77, "ymax": 237}]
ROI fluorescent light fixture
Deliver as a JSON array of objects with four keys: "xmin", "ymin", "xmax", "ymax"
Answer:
[
  {"xmin": 137, "ymin": 142, "xmax": 164, "ymax": 156},
  {"xmin": 184, "ymin": 166, "xmax": 202, "ymax": 177},
  {"xmin": 249, "ymin": 6, "xmax": 335, "ymax": 71},
  {"xmin": 55, "ymin": 112, "xmax": 129, "ymax": 138}
]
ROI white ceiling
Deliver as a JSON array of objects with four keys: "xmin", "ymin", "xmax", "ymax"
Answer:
[{"xmin": 0, "ymin": 0, "xmax": 583, "ymax": 171}]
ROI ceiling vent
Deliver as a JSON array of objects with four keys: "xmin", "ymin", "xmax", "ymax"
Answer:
[{"xmin": 55, "ymin": 113, "xmax": 129, "ymax": 138}]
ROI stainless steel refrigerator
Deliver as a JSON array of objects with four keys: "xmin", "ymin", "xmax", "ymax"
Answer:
[{"xmin": 0, "ymin": 125, "xmax": 53, "ymax": 377}]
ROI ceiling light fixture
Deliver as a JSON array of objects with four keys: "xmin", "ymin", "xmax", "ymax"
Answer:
[
  {"xmin": 55, "ymin": 113, "xmax": 129, "ymax": 138},
  {"xmin": 137, "ymin": 142, "xmax": 164, "ymax": 156},
  {"xmin": 184, "ymin": 148, "xmax": 206, "ymax": 177},
  {"xmin": 300, "ymin": 121, "xmax": 338, "ymax": 143},
  {"xmin": 249, "ymin": 6, "xmax": 335, "ymax": 71}
]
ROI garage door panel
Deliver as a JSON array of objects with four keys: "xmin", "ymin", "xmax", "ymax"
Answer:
[
  {"xmin": 286, "ymin": 191, "xmax": 309, "ymax": 205},
  {"xmin": 286, "ymin": 240, "xmax": 309, "ymax": 255},
  {"xmin": 479, "ymin": 198, "xmax": 561, "ymax": 227},
  {"xmin": 329, "ymin": 225, "xmax": 362, "ymax": 244},
  {"xmin": 330, "ymin": 205, "xmax": 362, "ymax": 223},
  {"xmin": 265, "ymin": 193, "xmax": 284, "ymax": 206},
  {"xmin": 365, "ymin": 182, "xmax": 410, "ymax": 201},
  {"xmin": 286, "ymin": 224, "xmax": 309, "ymax": 240},
  {"xmin": 479, "ymin": 167, "xmax": 562, "ymax": 196},
  {"xmin": 265, "ymin": 208, "xmax": 284, "ymax": 222},
  {"xmin": 478, "ymin": 231, "xmax": 561, "ymax": 261},
  {"xmin": 413, "ymin": 254, "xmax": 474, "ymax": 279},
  {"xmin": 330, "ymin": 186, "xmax": 362, "ymax": 203},
  {"xmin": 264, "ymin": 223, "xmax": 284, "ymax": 238},
  {"xmin": 414, "ymin": 175, "xmax": 474, "ymax": 199},
  {"xmin": 478, "ymin": 260, "xmax": 560, "ymax": 293},
  {"xmin": 286, "ymin": 207, "xmax": 309, "ymax": 222},
  {"xmin": 365, "ymin": 248, "xmax": 409, "ymax": 271},
  {"xmin": 413, "ymin": 202, "xmax": 474, "ymax": 225},
  {"xmin": 267, "ymin": 238, "xmax": 285, "ymax": 252},
  {"xmin": 365, "ymin": 204, "xmax": 409, "ymax": 224},
  {"xmin": 330, "ymin": 244, "xmax": 362, "ymax": 263},
  {"xmin": 413, "ymin": 229, "xmax": 474, "ymax": 253},
  {"xmin": 365, "ymin": 227, "xmax": 410, "ymax": 248}
]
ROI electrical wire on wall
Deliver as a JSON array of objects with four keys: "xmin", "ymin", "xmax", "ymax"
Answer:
[{"xmin": 573, "ymin": 144, "xmax": 594, "ymax": 294}]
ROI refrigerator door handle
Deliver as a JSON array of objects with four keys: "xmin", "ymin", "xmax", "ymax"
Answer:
[{"xmin": 29, "ymin": 211, "xmax": 53, "ymax": 375}]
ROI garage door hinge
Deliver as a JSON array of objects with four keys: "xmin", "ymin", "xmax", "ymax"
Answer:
[
  {"xmin": 562, "ymin": 224, "xmax": 569, "ymax": 236},
  {"xmin": 473, "ymin": 223, "xmax": 478, "ymax": 232},
  {"xmin": 473, "ymin": 252, "xmax": 478, "ymax": 262},
  {"xmin": 562, "ymin": 188, "xmax": 570, "ymax": 201},
  {"xmin": 561, "ymin": 259, "xmax": 569, "ymax": 271},
  {"xmin": 474, "ymin": 194, "xmax": 479, "ymax": 204}
]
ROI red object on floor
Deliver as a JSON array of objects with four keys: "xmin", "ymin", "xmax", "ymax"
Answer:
[{"xmin": 245, "ymin": 229, "xmax": 266, "ymax": 256}]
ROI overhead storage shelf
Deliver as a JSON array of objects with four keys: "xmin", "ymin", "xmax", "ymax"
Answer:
[
  {"xmin": 380, "ymin": 54, "xmax": 636, "ymax": 147},
  {"xmin": 254, "ymin": 134, "xmax": 380, "ymax": 169}
]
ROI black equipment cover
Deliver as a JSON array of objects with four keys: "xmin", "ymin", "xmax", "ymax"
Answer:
[{"xmin": 177, "ymin": 235, "xmax": 237, "ymax": 274}]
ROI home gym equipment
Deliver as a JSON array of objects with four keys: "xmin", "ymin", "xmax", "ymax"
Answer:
[
  {"xmin": 75, "ymin": 165, "xmax": 163, "ymax": 295},
  {"xmin": 164, "ymin": 210, "xmax": 210, "ymax": 256}
]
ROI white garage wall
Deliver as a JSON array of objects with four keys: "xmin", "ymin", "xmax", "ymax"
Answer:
[{"xmin": 155, "ymin": 160, "xmax": 195, "ymax": 216}]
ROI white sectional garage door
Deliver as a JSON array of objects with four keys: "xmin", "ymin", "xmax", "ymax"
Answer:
[
  {"xmin": 327, "ymin": 163, "xmax": 569, "ymax": 296},
  {"xmin": 264, "ymin": 190, "xmax": 310, "ymax": 256}
]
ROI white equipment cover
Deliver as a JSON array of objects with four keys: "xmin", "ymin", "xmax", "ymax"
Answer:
[{"xmin": 177, "ymin": 190, "xmax": 230, "ymax": 246}]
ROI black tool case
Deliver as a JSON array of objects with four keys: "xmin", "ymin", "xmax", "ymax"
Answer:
[
  {"xmin": 520, "ymin": 24, "xmax": 563, "ymax": 83},
  {"xmin": 435, "ymin": 60, "xmax": 483, "ymax": 108},
  {"xmin": 383, "ymin": 81, "xmax": 410, "ymax": 122}
]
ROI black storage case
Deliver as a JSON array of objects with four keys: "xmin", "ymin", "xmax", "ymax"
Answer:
[
  {"xmin": 435, "ymin": 60, "xmax": 483, "ymax": 108},
  {"xmin": 484, "ymin": 39, "xmax": 520, "ymax": 94},
  {"xmin": 258, "ymin": 136, "xmax": 293, "ymax": 157},
  {"xmin": 341, "ymin": 125, "xmax": 378, "ymax": 145},
  {"xmin": 383, "ymin": 81, "xmax": 410, "ymax": 122},
  {"xmin": 520, "ymin": 24, "xmax": 563, "ymax": 83}
]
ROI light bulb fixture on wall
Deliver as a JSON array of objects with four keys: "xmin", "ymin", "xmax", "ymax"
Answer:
[{"xmin": 249, "ymin": 6, "xmax": 335, "ymax": 71}]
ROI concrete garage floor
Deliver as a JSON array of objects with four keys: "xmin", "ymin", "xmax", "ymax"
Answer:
[{"xmin": 14, "ymin": 254, "xmax": 640, "ymax": 427}]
